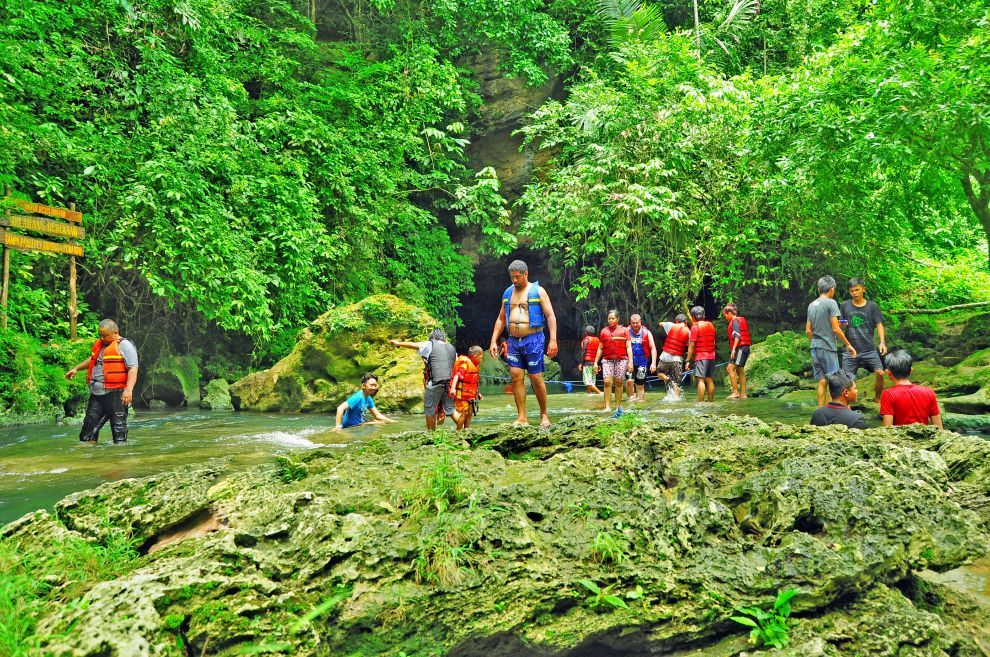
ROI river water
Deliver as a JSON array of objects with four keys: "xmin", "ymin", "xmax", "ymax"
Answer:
[{"xmin": 0, "ymin": 386, "xmax": 830, "ymax": 525}]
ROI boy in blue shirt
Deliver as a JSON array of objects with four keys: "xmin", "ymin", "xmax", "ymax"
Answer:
[{"xmin": 334, "ymin": 373, "xmax": 395, "ymax": 429}]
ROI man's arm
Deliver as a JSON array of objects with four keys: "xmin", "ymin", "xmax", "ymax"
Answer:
[
  {"xmin": 390, "ymin": 340, "xmax": 422, "ymax": 350},
  {"xmin": 830, "ymin": 316, "xmax": 857, "ymax": 357},
  {"xmin": 490, "ymin": 302, "xmax": 506, "ymax": 359},
  {"xmin": 122, "ymin": 367, "xmax": 138, "ymax": 406},
  {"xmin": 539, "ymin": 287, "xmax": 558, "ymax": 358},
  {"xmin": 65, "ymin": 357, "xmax": 92, "ymax": 380},
  {"xmin": 625, "ymin": 337, "xmax": 633, "ymax": 371},
  {"xmin": 876, "ymin": 322, "xmax": 887, "ymax": 355},
  {"xmin": 648, "ymin": 333, "xmax": 657, "ymax": 371},
  {"xmin": 334, "ymin": 400, "xmax": 350, "ymax": 430},
  {"xmin": 730, "ymin": 319, "xmax": 741, "ymax": 357},
  {"xmin": 805, "ymin": 320, "xmax": 813, "ymax": 341},
  {"xmin": 931, "ymin": 414, "xmax": 944, "ymax": 429},
  {"xmin": 882, "ymin": 415, "xmax": 894, "ymax": 427},
  {"xmin": 370, "ymin": 406, "xmax": 393, "ymax": 423},
  {"xmin": 594, "ymin": 343, "xmax": 603, "ymax": 372}
]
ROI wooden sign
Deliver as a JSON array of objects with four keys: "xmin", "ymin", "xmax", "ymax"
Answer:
[
  {"xmin": 1, "ymin": 230, "xmax": 85, "ymax": 257},
  {"xmin": 3, "ymin": 214, "xmax": 86, "ymax": 239},
  {"xmin": 11, "ymin": 199, "xmax": 83, "ymax": 223}
]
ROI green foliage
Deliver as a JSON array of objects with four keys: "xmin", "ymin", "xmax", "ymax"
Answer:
[
  {"xmin": 575, "ymin": 579, "xmax": 629, "ymax": 610},
  {"xmin": 0, "ymin": 328, "xmax": 91, "ymax": 418},
  {"xmin": 0, "ymin": 528, "xmax": 140, "ymax": 655},
  {"xmin": 730, "ymin": 587, "xmax": 799, "ymax": 649},
  {"xmin": 273, "ymin": 456, "xmax": 309, "ymax": 483},
  {"xmin": 288, "ymin": 584, "xmax": 352, "ymax": 634},
  {"xmin": 405, "ymin": 451, "xmax": 469, "ymax": 515},
  {"xmin": 590, "ymin": 530, "xmax": 626, "ymax": 565}
]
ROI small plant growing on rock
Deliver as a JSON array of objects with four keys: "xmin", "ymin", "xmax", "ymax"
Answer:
[
  {"xmin": 576, "ymin": 579, "xmax": 628, "ymax": 610},
  {"xmin": 274, "ymin": 456, "xmax": 308, "ymax": 483},
  {"xmin": 406, "ymin": 452, "xmax": 468, "ymax": 514},
  {"xmin": 413, "ymin": 506, "xmax": 481, "ymax": 589},
  {"xmin": 730, "ymin": 587, "xmax": 799, "ymax": 649},
  {"xmin": 590, "ymin": 530, "xmax": 626, "ymax": 565}
]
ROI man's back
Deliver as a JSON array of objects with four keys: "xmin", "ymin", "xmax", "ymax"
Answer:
[
  {"xmin": 808, "ymin": 297, "xmax": 840, "ymax": 350},
  {"xmin": 811, "ymin": 402, "xmax": 866, "ymax": 429},
  {"xmin": 880, "ymin": 383, "xmax": 940, "ymax": 425}
]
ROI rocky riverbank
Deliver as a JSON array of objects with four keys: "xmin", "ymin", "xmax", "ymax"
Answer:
[{"xmin": 3, "ymin": 414, "xmax": 988, "ymax": 656}]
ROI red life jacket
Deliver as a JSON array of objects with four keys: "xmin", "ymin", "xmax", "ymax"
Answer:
[
  {"xmin": 582, "ymin": 336, "xmax": 601, "ymax": 363},
  {"xmin": 662, "ymin": 323, "xmax": 690, "ymax": 357},
  {"xmin": 629, "ymin": 327, "xmax": 652, "ymax": 362},
  {"xmin": 600, "ymin": 326, "xmax": 629, "ymax": 360},
  {"xmin": 691, "ymin": 321, "xmax": 717, "ymax": 356},
  {"xmin": 87, "ymin": 339, "xmax": 129, "ymax": 389},
  {"xmin": 727, "ymin": 315, "xmax": 752, "ymax": 347},
  {"xmin": 451, "ymin": 356, "xmax": 480, "ymax": 401}
]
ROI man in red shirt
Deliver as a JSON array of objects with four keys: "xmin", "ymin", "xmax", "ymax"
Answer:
[
  {"xmin": 879, "ymin": 350, "xmax": 943, "ymax": 428},
  {"xmin": 685, "ymin": 306, "xmax": 718, "ymax": 402}
]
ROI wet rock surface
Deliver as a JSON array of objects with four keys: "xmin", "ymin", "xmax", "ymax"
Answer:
[
  {"xmin": 229, "ymin": 295, "xmax": 436, "ymax": 414},
  {"xmin": 5, "ymin": 414, "xmax": 989, "ymax": 656}
]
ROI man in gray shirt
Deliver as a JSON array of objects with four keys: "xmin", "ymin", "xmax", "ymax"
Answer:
[
  {"xmin": 806, "ymin": 276, "xmax": 857, "ymax": 407},
  {"xmin": 65, "ymin": 319, "xmax": 139, "ymax": 444}
]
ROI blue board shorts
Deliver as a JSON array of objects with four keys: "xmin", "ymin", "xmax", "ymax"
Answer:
[
  {"xmin": 811, "ymin": 347, "xmax": 840, "ymax": 380},
  {"xmin": 507, "ymin": 332, "xmax": 546, "ymax": 374}
]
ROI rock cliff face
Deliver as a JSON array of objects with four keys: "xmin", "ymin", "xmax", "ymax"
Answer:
[
  {"xmin": 229, "ymin": 295, "xmax": 437, "ymax": 414},
  {"xmin": 5, "ymin": 415, "xmax": 988, "ymax": 656}
]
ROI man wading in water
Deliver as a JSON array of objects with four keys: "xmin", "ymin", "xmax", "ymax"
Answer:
[{"xmin": 489, "ymin": 259, "xmax": 559, "ymax": 428}]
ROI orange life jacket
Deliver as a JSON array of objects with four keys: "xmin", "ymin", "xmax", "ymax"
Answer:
[
  {"xmin": 726, "ymin": 315, "xmax": 752, "ymax": 347},
  {"xmin": 451, "ymin": 356, "xmax": 480, "ymax": 400},
  {"xmin": 691, "ymin": 321, "xmax": 717, "ymax": 356},
  {"xmin": 87, "ymin": 339, "xmax": 129, "ymax": 389},
  {"xmin": 662, "ymin": 323, "xmax": 690, "ymax": 357},
  {"xmin": 582, "ymin": 336, "xmax": 601, "ymax": 363}
]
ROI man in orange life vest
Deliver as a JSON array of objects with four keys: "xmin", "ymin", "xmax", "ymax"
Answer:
[
  {"xmin": 65, "ymin": 319, "xmax": 139, "ymax": 444},
  {"xmin": 449, "ymin": 346, "xmax": 484, "ymax": 430},
  {"xmin": 685, "ymin": 306, "xmax": 717, "ymax": 402},
  {"xmin": 722, "ymin": 303, "xmax": 752, "ymax": 399},
  {"xmin": 657, "ymin": 313, "xmax": 690, "ymax": 392}
]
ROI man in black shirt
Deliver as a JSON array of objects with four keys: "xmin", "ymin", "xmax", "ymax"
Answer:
[
  {"xmin": 840, "ymin": 278, "xmax": 888, "ymax": 402},
  {"xmin": 811, "ymin": 371, "xmax": 867, "ymax": 429}
]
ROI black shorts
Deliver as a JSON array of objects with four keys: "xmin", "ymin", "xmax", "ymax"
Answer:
[
  {"xmin": 693, "ymin": 359, "xmax": 716, "ymax": 379},
  {"xmin": 843, "ymin": 350, "xmax": 884, "ymax": 374},
  {"xmin": 629, "ymin": 365, "xmax": 648, "ymax": 385},
  {"xmin": 731, "ymin": 346, "xmax": 750, "ymax": 367}
]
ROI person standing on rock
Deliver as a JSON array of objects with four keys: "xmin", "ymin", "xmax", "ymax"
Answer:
[
  {"xmin": 807, "ymin": 276, "xmax": 857, "ymax": 406},
  {"xmin": 594, "ymin": 310, "xmax": 632, "ymax": 416},
  {"xmin": 449, "ymin": 346, "xmax": 484, "ymax": 430},
  {"xmin": 840, "ymin": 278, "xmax": 888, "ymax": 402},
  {"xmin": 489, "ymin": 259, "xmax": 559, "ymax": 428},
  {"xmin": 722, "ymin": 303, "xmax": 752, "ymax": 400},
  {"xmin": 64, "ymin": 319, "xmax": 138, "ymax": 444},
  {"xmin": 334, "ymin": 373, "xmax": 395, "ymax": 430},
  {"xmin": 391, "ymin": 329, "xmax": 459, "ymax": 430},
  {"xmin": 810, "ymin": 371, "xmax": 867, "ymax": 429}
]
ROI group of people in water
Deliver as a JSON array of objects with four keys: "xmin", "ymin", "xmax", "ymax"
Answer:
[
  {"xmin": 63, "ymin": 261, "xmax": 943, "ymax": 445},
  {"xmin": 335, "ymin": 261, "xmax": 944, "ymax": 434}
]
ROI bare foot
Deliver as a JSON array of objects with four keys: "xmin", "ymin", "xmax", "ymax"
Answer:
[
  {"xmin": 539, "ymin": 416, "xmax": 551, "ymax": 429},
  {"xmin": 739, "ymin": 394, "xmax": 748, "ymax": 399},
  {"xmin": 603, "ymin": 407, "xmax": 612, "ymax": 413},
  {"xmin": 727, "ymin": 393, "xmax": 740, "ymax": 399},
  {"xmin": 511, "ymin": 419, "xmax": 529, "ymax": 427}
]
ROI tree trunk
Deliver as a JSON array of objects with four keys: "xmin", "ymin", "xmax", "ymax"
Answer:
[
  {"xmin": 890, "ymin": 300, "xmax": 990, "ymax": 314},
  {"xmin": 960, "ymin": 167, "xmax": 990, "ymax": 270}
]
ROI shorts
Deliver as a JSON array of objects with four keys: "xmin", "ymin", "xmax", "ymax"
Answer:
[
  {"xmin": 811, "ymin": 348, "xmax": 840, "ymax": 380},
  {"xmin": 658, "ymin": 360, "xmax": 683, "ymax": 383},
  {"xmin": 843, "ymin": 350, "xmax": 884, "ymax": 374},
  {"xmin": 582, "ymin": 362, "xmax": 597, "ymax": 386},
  {"xmin": 601, "ymin": 359, "xmax": 628, "ymax": 380},
  {"xmin": 454, "ymin": 398, "xmax": 473, "ymax": 415},
  {"xmin": 731, "ymin": 345, "xmax": 751, "ymax": 367},
  {"xmin": 630, "ymin": 365, "xmax": 648, "ymax": 385},
  {"xmin": 506, "ymin": 332, "xmax": 546, "ymax": 375},
  {"xmin": 424, "ymin": 382, "xmax": 456, "ymax": 419},
  {"xmin": 693, "ymin": 359, "xmax": 716, "ymax": 379}
]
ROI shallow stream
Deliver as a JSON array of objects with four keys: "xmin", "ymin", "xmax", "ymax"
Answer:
[{"xmin": 0, "ymin": 386, "xmax": 839, "ymax": 525}]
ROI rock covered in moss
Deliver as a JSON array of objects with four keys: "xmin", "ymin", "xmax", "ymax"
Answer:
[
  {"xmin": 229, "ymin": 295, "xmax": 438, "ymax": 414},
  {"xmin": 141, "ymin": 354, "xmax": 202, "ymax": 407},
  {"xmin": 200, "ymin": 378, "xmax": 232, "ymax": 411},
  {"xmin": 745, "ymin": 331, "xmax": 813, "ymax": 397},
  {"xmin": 7, "ymin": 415, "xmax": 988, "ymax": 656},
  {"xmin": 0, "ymin": 329, "xmax": 91, "ymax": 423},
  {"xmin": 935, "ymin": 348, "xmax": 990, "ymax": 415}
]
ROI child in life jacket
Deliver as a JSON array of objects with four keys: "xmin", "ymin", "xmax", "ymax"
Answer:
[
  {"xmin": 450, "ymin": 346, "xmax": 485, "ymax": 430},
  {"xmin": 577, "ymin": 325, "xmax": 603, "ymax": 394}
]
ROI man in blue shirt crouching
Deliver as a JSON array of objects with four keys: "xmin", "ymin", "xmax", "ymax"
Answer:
[{"xmin": 334, "ymin": 373, "xmax": 396, "ymax": 430}]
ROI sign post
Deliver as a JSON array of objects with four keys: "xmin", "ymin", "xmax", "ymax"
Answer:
[{"xmin": 0, "ymin": 189, "xmax": 85, "ymax": 336}]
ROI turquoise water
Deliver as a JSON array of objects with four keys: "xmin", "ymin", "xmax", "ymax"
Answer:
[{"xmin": 0, "ymin": 386, "xmax": 838, "ymax": 525}]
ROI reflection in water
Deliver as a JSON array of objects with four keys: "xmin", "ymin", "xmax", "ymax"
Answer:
[{"xmin": 0, "ymin": 385, "xmax": 829, "ymax": 525}]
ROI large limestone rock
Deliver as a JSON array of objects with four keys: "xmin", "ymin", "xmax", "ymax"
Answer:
[
  {"xmin": 746, "ymin": 331, "xmax": 814, "ymax": 397},
  {"xmin": 230, "ymin": 295, "xmax": 437, "ymax": 414},
  {"xmin": 935, "ymin": 348, "xmax": 990, "ymax": 415},
  {"xmin": 140, "ymin": 354, "xmax": 202, "ymax": 407},
  {"xmin": 200, "ymin": 378, "xmax": 232, "ymax": 411},
  {"xmin": 6, "ymin": 415, "xmax": 989, "ymax": 656}
]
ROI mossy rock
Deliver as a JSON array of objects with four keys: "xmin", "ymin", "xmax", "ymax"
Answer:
[
  {"xmin": 10, "ymin": 416, "xmax": 989, "ymax": 656},
  {"xmin": 745, "ymin": 331, "xmax": 812, "ymax": 397},
  {"xmin": 140, "ymin": 354, "xmax": 201, "ymax": 407},
  {"xmin": 200, "ymin": 378, "xmax": 232, "ymax": 411},
  {"xmin": 230, "ymin": 295, "xmax": 437, "ymax": 414},
  {"xmin": 933, "ymin": 348, "xmax": 990, "ymax": 415}
]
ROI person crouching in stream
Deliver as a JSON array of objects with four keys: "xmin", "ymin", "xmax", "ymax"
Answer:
[
  {"xmin": 449, "ymin": 346, "xmax": 484, "ymax": 430},
  {"xmin": 391, "ymin": 328, "xmax": 460, "ymax": 430},
  {"xmin": 334, "ymin": 373, "xmax": 395, "ymax": 430},
  {"xmin": 65, "ymin": 319, "xmax": 138, "ymax": 445}
]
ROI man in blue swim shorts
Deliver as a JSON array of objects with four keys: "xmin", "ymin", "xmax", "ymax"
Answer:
[{"xmin": 489, "ymin": 259, "xmax": 559, "ymax": 427}]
